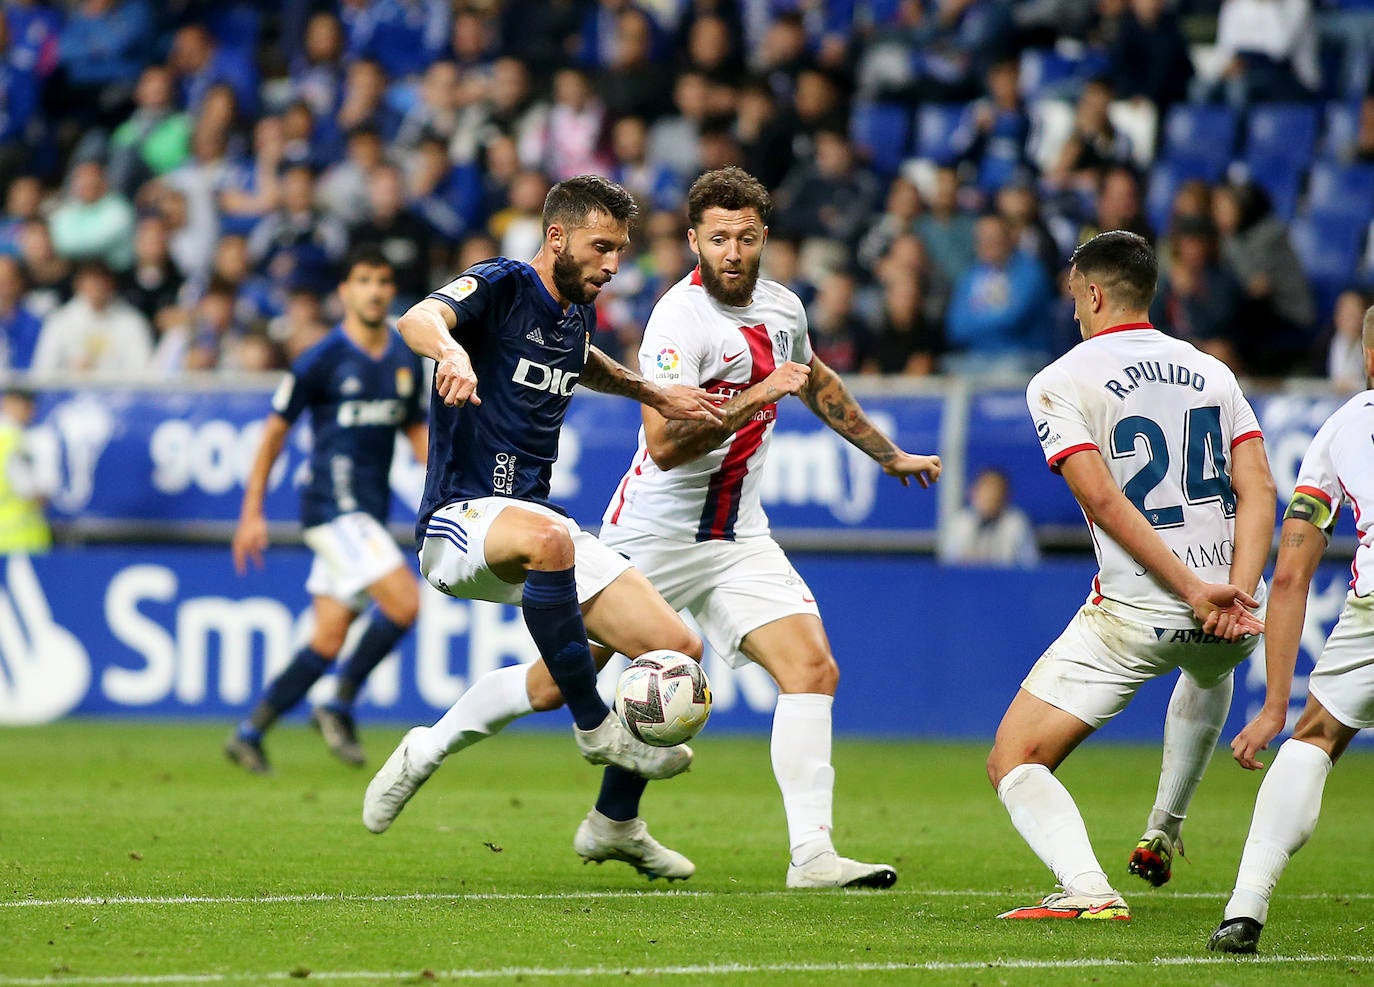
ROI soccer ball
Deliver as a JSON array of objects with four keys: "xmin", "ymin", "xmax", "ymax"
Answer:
[{"xmin": 614, "ymin": 650, "xmax": 712, "ymax": 747}]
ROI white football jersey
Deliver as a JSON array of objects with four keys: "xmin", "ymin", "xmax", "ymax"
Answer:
[
  {"xmin": 603, "ymin": 268, "xmax": 813, "ymax": 541},
  {"xmin": 1028, "ymin": 323, "xmax": 1264, "ymax": 628},
  {"xmin": 1292, "ymin": 391, "xmax": 1374, "ymax": 597}
]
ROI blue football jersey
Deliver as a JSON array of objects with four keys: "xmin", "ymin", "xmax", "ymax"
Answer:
[
  {"xmin": 416, "ymin": 258, "xmax": 596, "ymax": 542},
  {"xmin": 273, "ymin": 325, "xmax": 426, "ymax": 528}
]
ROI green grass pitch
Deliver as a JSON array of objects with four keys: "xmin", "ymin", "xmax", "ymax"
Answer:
[{"xmin": 2, "ymin": 721, "xmax": 1372, "ymax": 986}]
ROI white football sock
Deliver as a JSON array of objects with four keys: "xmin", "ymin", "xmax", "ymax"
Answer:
[
  {"xmin": 1224, "ymin": 738, "xmax": 1333, "ymax": 925},
  {"xmin": 998, "ymin": 762, "xmax": 1114, "ymax": 897},
  {"xmin": 1147, "ymin": 673, "xmax": 1233, "ymax": 841},
  {"xmin": 414, "ymin": 662, "xmax": 536, "ymax": 766},
  {"xmin": 771, "ymin": 693, "xmax": 836, "ymax": 863}
]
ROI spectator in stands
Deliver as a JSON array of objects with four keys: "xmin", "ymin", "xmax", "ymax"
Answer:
[
  {"xmin": 121, "ymin": 215, "xmax": 184, "ymax": 326},
  {"xmin": 340, "ymin": 0, "xmax": 450, "ymax": 82},
  {"xmin": 758, "ymin": 234, "xmax": 816, "ymax": 308},
  {"xmin": 45, "ymin": 0, "xmax": 154, "ymax": 130},
  {"xmin": 246, "ymin": 163, "xmax": 349, "ymax": 300},
  {"xmin": 216, "ymin": 116, "xmax": 286, "ymax": 239},
  {"xmin": 734, "ymin": 75, "xmax": 793, "ymax": 191},
  {"xmin": 807, "ymin": 270, "xmax": 865, "ymax": 373},
  {"xmin": 0, "ymin": 255, "xmax": 41, "ymax": 372},
  {"xmin": 649, "ymin": 70, "xmax": 710, "ymax": 178},
  {"xmin": 996, "ymin": 179, "xmax": 1061, "ymax": 285},
  {"xmin": 774, "ymin": 128, "xmax": 882, "ymax": 249},
  {"xmin": 951, "ymin": 59, "xmax": 1032, "ymax": 194},
  {"xmin": 288, "ymin": 11, "xmax": 347, "ymax": 121},
  {"xmin": 1150, "ymin": 215, "xmax": 1243, "ymax": 371},
  {"xmin": 336, "ymin": 58, "xmax": 396, "ymax": 143},
  {"xmin": 938, "ymin": 466, "xmax": 1039, "ymax": 567},
  {"xmin": 683, "ymin": 13, "xmax": 744, "ymax": 83},
  {"xmin": 0, "ymin": 384, "xmax": 51, "ymax": 554},
  {"xmin": 349, "ymin": 164, "xmax": 435, "ymax": 308},
  {"xmin": 158, "ymin": 122, "xmax": 235, "ymax": 280},
  {"xmin": 898, "ymin": 0, "xmax": 1014, "ymax": 106},
  {"xmin": 1209, "ymin": 0, "xmax": 1319, "ymax": 105},
  {"xmin": 599, "ymin": 7, "xmax": 676, "ymax": 123},
  {"xmin": 540, "ymin": 67, "xmax": 612, "ymax": 182},
  {"xmin": 1343, "ymin": 94, "xmax": 1374, "ymax": 165},
  {"xmin": 1325, "ymin": 289, "xmax": 1370, "ymax": 393},
  {"xmin": 32, "ymin": 260, "xmax": 152, "ymax": 376},
  {"xmin": 858, "ymin": 176, "xmax": 923, "ymax": 276},
  {"xmin": 1107, "ymin": 0, "xmax": 1194, "ymax": 112},
  {"xmin": 488, "ymin": 168, "xmax": 548, "ymax": 261},
  {"xmin": 16, "ymin": 220, "xmax": 69, "ymax": 318},
  {"xmin": 860, "ymin": 270, "xmax": 942, "ymax": 377},
  {"xmin": 447, "ymin": 8, "xmax": 497, "ymax": 88},
  {"xmin": 409, "ymin": 134, "xmax": 482, "ymax": 244},
  {"xmin": 48, "ymin": 160, "xmax": 136, "ymax": 272},
  {"xmin": 169, "ymin": 22, "xmax": 259, "ymax": 118},
  {"xmin": 281, "ymin": 100, "xmax": 338, "ymax": 171},
  {"xmin": 107, "ymin": 65, "xmax": 192, "ymax": 198},
  {"xmin": 752, "ymin": 11, "xmax": 810, "ymax": 102},
  {"xmin": 915, "ymin": 166, "xmax": 978, "ymax": 284},
  {"xmin": 1078, "ymin": 164, "xmax": 1154, "ymax": 247},
  {"xmin": 0, "ymin": 176, "xmax": 45, "ymax": 257},
  {"xmin": 267, "ymin": 282, "xmax": 329, "ymax": 362},
  {"xmin": 449, "ymin": 56, "xmax": 547, "ymax": 168},
  {"xmin": 1047, "ymin": 78, "xmax": 1134, "ymax": 193},
  {"xmin": 151, "ymin": 276, "xmax": 243, "ymax": 375},
  {"xmin": 318, "ymin": 126, "xmax": 387, "ymax": 228},
  {"xmin": 1213, "ymin": 179, "xmax": 1317, "ymax": 375},
  {"xmin": 610, "ymin": 116, "xmax": 683, "ymax": 214},
  {"xmin": 394, "ymin": 60, "xmax": 464, "ymax": 152},
  {"xmin": 877, "ymin": 232, "xmax": 952, "ymax": 330},
  {"xmin": 944, "ymin": 212, "xmax": 1053, "ymax": 375}
]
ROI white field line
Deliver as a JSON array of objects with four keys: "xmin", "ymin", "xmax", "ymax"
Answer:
[
  {"xmin": 3, "ymin": 887, "xmax": 1373, "ymax": 908},
  {"xmin": 2, "ymin": 956, "xmax": 1374, "ymax": 986}
]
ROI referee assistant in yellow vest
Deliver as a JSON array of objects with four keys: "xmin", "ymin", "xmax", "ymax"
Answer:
[{"xmin": 0, "ymin": 387, "xmax": 51, "ymax": 554}]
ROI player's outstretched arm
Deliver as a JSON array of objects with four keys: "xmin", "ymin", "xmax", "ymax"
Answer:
[
  {"xmin": 1228, "ymin": 436, "xmax": 1278, "ymax": 597},
  {"xmin": 581, "ymin": 345, "xmax": 725, "ymax": 420},
  {"xmin": 640, "ymin": 360, "xmax": 809, "ymax": 470},
  {"xmin": 1060, "ymin": 449, "xmax": 1262, "ymax": 639},
  {"xmin": 1232, "ymin": 514, "xmax": 1325, "ymax": 769},
  {"xmin": 232, "ymin": 414, "xmax": 290, "ymax": 575},
  {"xmin": 397, "ymin": 298, "xmax": 480, "ymax": 407},
  {"xmin": 799, "ymin": 356, "xmax": 941, "ymax": 487}
]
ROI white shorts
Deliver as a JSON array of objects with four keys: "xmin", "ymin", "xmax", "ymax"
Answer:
[
  {"xmin": 1308, "ymin": 592, "xmax": 1374, "ymax": 729},
  {"xmin": 599, "ymin": 525, "xmax": 820, "ymax": 668},
  {"xmin": 1022, "ymin": 604, "xmax": 1260, "ymax": 729},
  {"xmin": 420, "ymin": 497, "xmax": 631, "ymax": 606},
  {"xmin": 302, "ymin": 511, "xmax": 408, "ymax": 610}
]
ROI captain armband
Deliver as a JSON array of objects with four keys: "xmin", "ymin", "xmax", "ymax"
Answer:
[{"xmin": 1284, "ymin": 491, "xmax": 1336, "ymax": 536}]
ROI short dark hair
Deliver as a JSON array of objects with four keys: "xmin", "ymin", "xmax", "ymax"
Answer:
[
  {"xmin": 1069, "ymin": 230, "xmax": 1157, "ymax": 311},
  {"xmin": 686, "ymin": 166, "xmax": 772, "ymax": 226},
  {"xmin": 541, "ymin": 175, "xmax": 638, "ymax": 233},
  {"xmin": 342, "ymin": 243, "xmax": 393, "ymax": 278}
]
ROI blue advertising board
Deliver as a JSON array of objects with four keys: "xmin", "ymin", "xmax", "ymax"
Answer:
[{"xmin": 0, "ymin": 547, "xmax": 1357, "ymax": 746}]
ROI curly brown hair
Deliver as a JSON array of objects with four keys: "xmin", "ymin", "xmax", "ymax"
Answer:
[{"xmin": 686, "ymin": 167, "xmax": 772, "ymax": 227}]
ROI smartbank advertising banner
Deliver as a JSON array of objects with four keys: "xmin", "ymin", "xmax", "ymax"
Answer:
[
  {"xmin": 23, "ymin": 384, "xmax": 1349, "ymax": 539},
  {"xmin": 0, "ymin": 547, "xmax": 1360, "ymax": 743},
  {"xmin": 24, "ymin": 387, "xmax": 944, "ymax": 537}
]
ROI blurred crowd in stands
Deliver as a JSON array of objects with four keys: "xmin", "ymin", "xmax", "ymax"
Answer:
[{"xmin": 1, "ymin": 0, "xmax": 1373, "ymax": 384}]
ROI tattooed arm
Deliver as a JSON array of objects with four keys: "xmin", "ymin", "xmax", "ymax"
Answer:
[
  {"xmin": 1231, "ymin": 512, "xmax": 1326, "ymax": 770},
  {"xmin": 641, "ymin": 360, "xmax": 811, "ymax": 470},
  {"xmin": 580, "ymin": 346, "xmax": 724, "ymax": 423},
  {"xmin": 798, "ymin": 356, "xmax": 942, "ymax": 488}
]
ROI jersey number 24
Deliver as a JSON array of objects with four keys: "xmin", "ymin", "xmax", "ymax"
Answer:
[{"xmin": 1111, "ymin": 406, "xmax": 1236, "ymax": 529}]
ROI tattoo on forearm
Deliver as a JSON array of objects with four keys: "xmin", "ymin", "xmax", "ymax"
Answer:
[
  {"xmin": 801, "ymin": 364, "xmax": 897, "ymax": 464},
  {"xmin": 581, "ymin": 348, "xmax": 653, "ymax": 401}
]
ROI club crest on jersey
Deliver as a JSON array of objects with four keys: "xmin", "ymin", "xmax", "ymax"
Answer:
[
  {"xmin": 395, "ymin": 367, "xmax": 413, "ymax": 397},
  {"xmin": 341, "ymin": 376, "xmax": 362, "ymax": 395}
]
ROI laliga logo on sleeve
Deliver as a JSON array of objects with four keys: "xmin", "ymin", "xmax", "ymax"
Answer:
[
  {"xmin": 0, "ymin": 555, "xmax": 91, "ymax": 725},
  {"xmin": 653, "ymin": 348, "xmax": 680, "ymax": 384}
]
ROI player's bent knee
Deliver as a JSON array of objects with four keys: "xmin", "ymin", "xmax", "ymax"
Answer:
[{"xmin": 523, "ymin": 520, "xmax": 576, "ymax": 570}]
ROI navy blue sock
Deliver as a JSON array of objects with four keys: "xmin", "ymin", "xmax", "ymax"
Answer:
[
  {"xmin": 594, "ymin": 766, "xmax": 648, "ymax": 822},
  {"xmin": 522, "ymin": 567, "xmax": 608, "ymax": 731},
  {"xmin": 331, "ymin": 608, "xmax": 410, "ymax": 710},
  {"xmin": 255, "ymin": 647, "xmax": 331, "ymax": 730}
]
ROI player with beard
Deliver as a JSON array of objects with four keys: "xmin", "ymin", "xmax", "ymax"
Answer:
[
  {"xmin": 362, "ymin": 175, "xmax": 729, "ymax": 881},
  {"xmin": 598, "ymin": 166, "xmax": 942, "ymax": 887}
]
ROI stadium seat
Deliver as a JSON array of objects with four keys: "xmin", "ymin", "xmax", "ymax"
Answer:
[
  {"xmin": 1144, "ymin": 160, "xmax": 1184, "ymax": 235},
  {"xmin": 1243, "ymin": 103, "xmax": 1320, "ymax": 172},
  {"xmin": 850, "ymin": 101, "xmax": 911, "ymax": 177},
  {"xmin": 1306, "ymin": 162, "xmax": 1374, "ymax": 221},
  {"xmin": 1320, "ymin": 100, "xmax": 1362, "ymax": 161},
  {"xmin": 1160, "ymin": 104, "xmax": 1239, "ymax": 182},
  {"xmin": 1290, "ymin": 212, "xmax": 1369, "ymax": 319},
  {"xmin": 913, "ymin": 103, "xmax": 966, "ymax": 166},
  {"xmin": 1247, "ymin": 159, "xmax": 1303, "ymax": 221}
]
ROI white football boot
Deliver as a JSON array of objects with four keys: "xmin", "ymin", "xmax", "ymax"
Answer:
[
  {"xmin": 573, "ymin": 809, "xmax": 695, "ymax": 881},
  {"xmin": 362, "ymin": 727, "xmax": 440, "ymax": 834},
  {"xmin": 574, "ymin": 711, "xmax": 693, "ymax": 780},
  {"xmin": 786, "ymin": 850, "xmax": 898, "ymax": 889}
]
